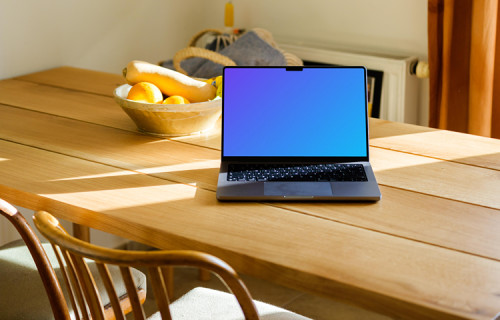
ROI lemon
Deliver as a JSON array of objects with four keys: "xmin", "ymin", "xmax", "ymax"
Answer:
[
  {"xmin": 163, "ymin": 95, "xmax": 190, "ymax": 104},
  {"xmin": 215, "ymin": 76, "xmax": 222, "ymax": 88},
  {"xmin": 216, "ymin": 85, "xmax": 222, "ymax": 98},
  {"xmin": 127, "ymin": 82, "xmax": 163, "ymax": 103},
  {"xmin": 205, "ymin": 77, "xmax": 216, "ymax": 86},
  {"xmin": 205, "ymin": 76, "xmax": 222, "ymax": 89}
]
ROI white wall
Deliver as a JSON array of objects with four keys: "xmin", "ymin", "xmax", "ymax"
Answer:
[
  {"xmin": 198, "ymin": 0, "xmax": 429, "ymax": 125},
  {"xmin": 201, "ymin": 0, "xmax": 428, "ymax": 59},
  {"xmin": 0, "ymin": 0, "xmax": 428, "ymax": 246},
  {"xmin": 0, "ymin": 0, "xmax": 428, "ymax": 79},
  {"xmin": 0, "ymin": 0, "xmax": 211, "ymax": 79}
]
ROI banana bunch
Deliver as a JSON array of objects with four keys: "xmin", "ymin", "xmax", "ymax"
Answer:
[{"xmin": 205, "ymin": 76, "xmax": 223, "ymax": 99}]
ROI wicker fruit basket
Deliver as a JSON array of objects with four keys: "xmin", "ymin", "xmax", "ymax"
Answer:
[{"xmin": 114, "ymin": 84, "xmax": 221, "ymax": 137}]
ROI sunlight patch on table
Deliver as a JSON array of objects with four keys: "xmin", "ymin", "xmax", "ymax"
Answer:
[
  {"xmin": 47, "ymin": 170, "xmax": 136, "ymax": 181},
  {"xmin": 45, "ymin": 160, "xmax": 220, "ymax": 182},
  {"xmin": 371, "ymin": 130, "xmax": 500, "ymax": 161},
  {"xmin": 138, "ymin": 159, "xmax": 220, "ymax": 175},
  {"xmin": 370, "ymin": 147, "xmax": 444, "ymax": 172},
  {"xmin": 41, "ymin": 184, "xmax": 196, "ymax": 211}
]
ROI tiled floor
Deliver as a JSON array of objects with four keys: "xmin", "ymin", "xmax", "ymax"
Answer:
[{"xmin": 138, "ymin": 266, "xmax": 393, "ymax": 319}]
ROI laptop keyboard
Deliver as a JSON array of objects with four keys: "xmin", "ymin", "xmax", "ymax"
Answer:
[{"xmin": 227, "ymin": 163, "xmax": 368, "ymax": 182}]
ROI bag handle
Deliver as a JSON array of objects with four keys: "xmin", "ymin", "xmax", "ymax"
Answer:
[
  {"xmin": 172, "ymin": 28, "xmax": 303, "ymax": 75},
  {"xmin": 187, "ymin": 28, "xmax": 225, "ymax": 47},
  {"xmin": 173, "ymin": 47, "xmax": 237, "ymax": 75}
]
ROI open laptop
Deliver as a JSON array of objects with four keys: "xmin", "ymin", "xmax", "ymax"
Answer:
[{"xmin": 216, "ymin": 66, "xmax": 381, "ymax": 201}]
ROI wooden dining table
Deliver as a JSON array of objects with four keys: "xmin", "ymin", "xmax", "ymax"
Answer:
[{"xmin": 0, "ymin": 66, "xmax": 499, "ymax": 320}]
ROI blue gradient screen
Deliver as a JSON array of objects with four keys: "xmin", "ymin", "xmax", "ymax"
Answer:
[{"xmin": 222, "ymin": 67, "xmax": 368, "ymax": 158}]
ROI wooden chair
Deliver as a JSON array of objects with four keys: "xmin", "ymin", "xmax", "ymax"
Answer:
[
  {"xmin": 33, "ymin": 209, "xmax": 311, "ymax": 320},
  {"xmin": 0, "ymin": 199, "xmax": 146, "ymax": 320}
]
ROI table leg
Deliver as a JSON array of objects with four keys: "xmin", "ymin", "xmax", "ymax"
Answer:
[
  {"xmin": 71, "ymin": 223, "xmax": 178, "ymax": 297},
  {"xmin": 71, "ymin": 223, "xmax": 180, "ymax": 297},
  {"xmin": 73, "ymin": 223, "xmax": 90, "ymax": 242},
  {"xmin": 163, "ymin": 267, "xmax": 174, "ymax": 299},
  {"xmin": 199, "ymin": 268, "xmax": 211, "ymax": 281}
]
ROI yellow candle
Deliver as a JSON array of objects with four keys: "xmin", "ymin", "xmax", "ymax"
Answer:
[{"xmin": 224, "ymin": 1, "xmax": 234, "ymax": 28}]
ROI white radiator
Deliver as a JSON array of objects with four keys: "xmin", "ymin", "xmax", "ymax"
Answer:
[{"xmin": 280, "ymin": 43, "xmax": 421, "ymax": 124}]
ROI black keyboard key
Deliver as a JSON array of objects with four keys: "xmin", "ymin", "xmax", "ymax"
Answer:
[{"xmin": 227, "ymin": 163, "xmax": 368, "ymax": 182}]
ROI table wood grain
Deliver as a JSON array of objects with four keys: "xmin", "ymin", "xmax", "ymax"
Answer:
[{"xmin": 1, "ymin": 67, "xmax": 500, "ymax": 319}]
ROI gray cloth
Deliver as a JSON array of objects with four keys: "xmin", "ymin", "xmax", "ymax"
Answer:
[
  {"xmin": 0, "ymin": 239, "xmax": 147, "ymax": 320},
  {"xmin": 161, "ymin": 30, "xmax": 287, "ymax": 79}
]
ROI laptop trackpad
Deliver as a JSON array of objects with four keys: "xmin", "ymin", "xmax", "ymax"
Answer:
[{"xmin": 264, "ymin": 182, "xmax": 333, "ymax": 197}]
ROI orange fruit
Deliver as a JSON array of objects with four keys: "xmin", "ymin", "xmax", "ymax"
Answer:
[
  {"xmin": 127, "ymin": 82, "xmax": 163, "ymax": 103},
  {"xmin": 163, "ymin": 95, "xmax": 190, "ymax": 104}
]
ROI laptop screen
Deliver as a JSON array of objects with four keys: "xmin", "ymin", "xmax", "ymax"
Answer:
[{"xmin": 222, "ymin": 66, "xmax": 369, "ymax": 159}]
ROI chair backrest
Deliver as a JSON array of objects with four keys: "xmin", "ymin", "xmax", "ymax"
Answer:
[
  {"xmin": 0, "ymin": 199, "xmax": 71, "ymax": 320},
  {"xmin": 33, "ymin": 210, "xmax": 261, "ymax": 320}
]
